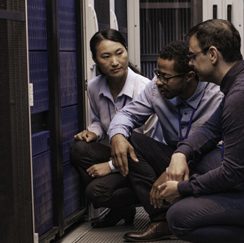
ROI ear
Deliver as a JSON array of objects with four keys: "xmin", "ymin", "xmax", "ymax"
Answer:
[
  {"xmin": 185, "ymin": 71, "xmax": 196, "ymax": 82},
  {"xmin": 209, "ymin": 46, "xmax": 218, "ymax": 64},
  {"xmin": 93, "ymin": 57, "xmax": 99, "ymax": 66}
]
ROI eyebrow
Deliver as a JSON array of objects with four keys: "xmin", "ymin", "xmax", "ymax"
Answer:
[
  {"xmin": 155, "ymin": 69, "xmax": 170, "ymax": 76},
  {"xmin": 101, "ymin": 48, "xmax": 124, "ymax": 55}
]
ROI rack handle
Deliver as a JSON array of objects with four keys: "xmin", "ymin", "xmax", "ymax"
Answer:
[
  {"xmin": 227, "ymin": 4, "xmax": 232, "ymax": 22},
  {"xmin": 213, "ymin": 4, "xmax": 217, "ymax": 19}
]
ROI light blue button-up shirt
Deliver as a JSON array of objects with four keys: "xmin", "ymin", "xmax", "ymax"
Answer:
[
  {"xmin": 87, "ymin": 68, "xmax": 162, "ymax": 141},
  {"xmin": 108, "ymin": 78, "xmax": 224, "ymax": 147}
]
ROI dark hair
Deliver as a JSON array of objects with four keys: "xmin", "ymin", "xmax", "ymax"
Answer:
[
  {"xmin": 159, "ymin": 41, "xmax": 195, "ymax": 75},
  {"xmin": 186, "ymin": 19, "xmax": 242, "ymax": 62},
  {"xmin": 90, "ymin": 29, "xmax": 142, "ymax": 75},
  {"xmin": 90, "ymin": 29, "xmax": 127, "ymax": 59}
]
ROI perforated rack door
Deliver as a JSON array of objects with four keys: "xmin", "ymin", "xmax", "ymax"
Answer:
[{"xmin": 0, "ymin": 1, "xmax": 33, "ymax": 242}]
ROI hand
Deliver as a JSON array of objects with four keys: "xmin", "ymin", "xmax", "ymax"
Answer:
[
  {"xmin": 150, "ymin": 172, "xmax": 167, "ymax": 209},
  {"xmin": 87, "ymin": 162, "xmax": 112, "ymax": 178},
  {"xmin": 158, "ymin": 181, "xmax": 181, "ymax": 204},
  {"xmin": 167, "ymin": 153, "xmax": 189, "ymax": 182},
  {"xmin": 110, "ymin": 134, "xmax": 138, "ymax": 177},
  {"xmin": 74, "ymin": 130, "xmax": 97, "ymax": 143}
]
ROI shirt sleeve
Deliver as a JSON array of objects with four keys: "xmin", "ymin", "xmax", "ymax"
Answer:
[
  {"xmin": 108, "ymin": 83, "xmax": 155, "ymax": 140},
  {"xmin": 177, "ymin": 93, "xmax": 244, "ymax": 197},
  {"xmin": 87, "ymin": 86, "xmax": 106, "ymax": 141}
]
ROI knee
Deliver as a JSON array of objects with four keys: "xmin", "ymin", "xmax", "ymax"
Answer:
[
  {"xmin": 86, "ymin": 180, "xmax": 114, "ymax": 208},
  {"xmin": 167, "ymin": 202, "xmax": 191, "ymax": 239},
  {"xmin": 69, "ymin": 141, "xmax": 87, "ymax": 165}
]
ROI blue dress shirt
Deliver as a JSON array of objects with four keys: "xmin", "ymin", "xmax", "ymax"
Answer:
[
  {"xmin": 87, "ymin": 68, "xmax": 162, "ymax": 141},
  {"xmin": 108, "ymin": 78, "xmax": 224, "ymax": 147}
]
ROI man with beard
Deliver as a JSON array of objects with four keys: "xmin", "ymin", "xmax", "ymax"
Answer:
[{"xmin": 107, "ymin": 40, "xmax": 224, "ymax": 241}]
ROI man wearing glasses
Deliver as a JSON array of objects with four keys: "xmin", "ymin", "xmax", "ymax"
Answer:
[
  {"xmin": 161, "ymin": 20, "xmax": 244, "ymax": 243},
  {"xmin": 107, "ymin": 40, "xmax": 224, "ymax": 241}
]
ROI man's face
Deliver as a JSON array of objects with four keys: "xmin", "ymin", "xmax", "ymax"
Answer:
[
  {"xmin": 155, "ymin": 58, "xmax": 187, "ymax": 99},
  {"xmin": 188, "ymin": 35, "xmax": 211, "ymax": 81}
]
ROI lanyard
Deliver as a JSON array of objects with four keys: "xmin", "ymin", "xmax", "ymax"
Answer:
[
  {"xmin": 108, "ymin": 96, "xmax": 127, "ymax": 122},
  {"xmin": 178, "ymin": 106, "xmax": 196, "ymax": 141}
]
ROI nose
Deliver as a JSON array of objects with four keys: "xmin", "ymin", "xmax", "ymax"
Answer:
[
  {"xmin": 111, "ymin": 56, "xmax": 119, "ymax": 66},
  {"xmin": 188, "ymin": 59, "xmax": 194, "ymax": 68},
  {"xmin": 156, "ymin": 78, "xmax": 165, "ymax": 86}
]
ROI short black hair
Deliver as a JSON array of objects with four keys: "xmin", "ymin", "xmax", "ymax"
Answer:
[
  {"xmin": 186, "ymin": 19, "xmax": 242, "ymax": 62},
  {"xmin": 159, "ymin": 41, "xmax": 194, "ymax": 74}
]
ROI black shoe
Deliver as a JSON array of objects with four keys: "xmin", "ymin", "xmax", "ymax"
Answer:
[
  {"xmin": 123, "ymin": 221, "xmax": 177, "ymax": 242},
  {"xmin": 91, "ymin": 207, "xmax": 136, "ymax": 228}
]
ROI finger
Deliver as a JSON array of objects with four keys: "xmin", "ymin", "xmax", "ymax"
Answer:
[
  {"xmin": 150, "ymin": 188, "xmax": 157, "ymax": 208},
  {"xmin": 87, "ymin": 170, "xmax": 93, "ymax": 177},
  {"xmin": 158, "ymin": 182, "xmax": 166, "ymax": 191},
  {"xmin": 86, "ymin": 166, "xmax": 93, "ymax": 173},
  {"xmin": 114, "ymin": 155, "xmax": 125, "ymax": 176},
  {"xmin": 128, "ymin": 146, "xmax": 138, "ymax": 162},
  {"xmin": 155, "ymin": 188, "xmax": 161, "ymax": 208},
  {"xmin": 170, "ymin": 170, "xmax": 181, "ymax": 181},
  {"xmin": 184, "ymin": 171, "xmax": 189, "ymax": 181},
  {"xmin": 81, "ymin": 134, "xmax": 88, "ymax": 141},
  {"xmin": 77, "ymin": 133, "xmax": 85, "ymax": 141},
  {"xmin": 157, "ymin": 198, "xmax": 164, "ymax": 208},
  {"xmin": 149, "ymin": 189, "xmax": 153, "ymax": 206},
  {"xmin": 74, "ymin": 134, "xmax": 80, "ymax": 140},
  {"xmin": 121, "ymin": 153, "xmax": 128, "ymax": 176}
]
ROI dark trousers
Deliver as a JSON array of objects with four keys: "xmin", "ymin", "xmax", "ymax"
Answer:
[
  {"xmin": 167, "ymin": 190, "xmax": 244, "ymax": 243},
  {"xmin": 128, "ymin": 132, "xmax": 222, "ymax": 222},
  {"xmin": 70, "ymin": 140, "xmax": 139, "ymax": 208}
]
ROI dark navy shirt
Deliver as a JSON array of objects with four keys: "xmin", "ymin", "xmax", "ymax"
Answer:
[{"xmin": 177, "ymin": 60, "xmax": 244, "ymax": 197}]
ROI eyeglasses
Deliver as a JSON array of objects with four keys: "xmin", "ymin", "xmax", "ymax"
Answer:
[
  {"xmin": 153, "ymin": 69, "xmax": 184, "ymax": 85},
  {"xmin": 187, "ymin": 47, "xmax": 210, "ymax": 61}
]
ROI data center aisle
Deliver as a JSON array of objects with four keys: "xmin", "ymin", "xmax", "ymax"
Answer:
[{"xmin": 52, "ymin": 207, "xmax": 190, "ymax": 243}]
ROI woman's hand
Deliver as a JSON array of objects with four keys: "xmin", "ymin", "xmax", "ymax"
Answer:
[
  {"xmin": 87, "ymin": 162, "xmax": 112, "ymax": 178},
  {"xmin": 74, "ymin": 130, "xmax": 97, "ymax": 143}
]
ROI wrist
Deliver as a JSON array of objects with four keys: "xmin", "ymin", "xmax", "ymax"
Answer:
[
  {"xmin": 173, "ymin": 152, "xmax": 186, "ymax": 159},
  {"xmin": 108, "ymin": 160, "xmax": 118, "ymax": 173}
]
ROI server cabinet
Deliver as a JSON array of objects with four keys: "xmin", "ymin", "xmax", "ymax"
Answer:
[
  {"xmin": 27, "ymin": 0, "xmax": 86, "ymax": 242},
  {"xmin": 0, "ymin": 1, "xmax": 34, "ymax": 242},
  {"xmin": 139, "ymin": 0, "xmax": 203, "ymax": 79},
  {"xmin": 202, "ymin": 0, "xmax": 244, "ymax": 55}
]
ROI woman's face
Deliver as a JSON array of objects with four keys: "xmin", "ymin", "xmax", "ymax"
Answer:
[{"xmin": 94, "ymin": 40, "xmax": 128, "ymax": 79}]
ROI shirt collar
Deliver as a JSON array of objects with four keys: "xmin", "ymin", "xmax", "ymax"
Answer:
[
  {"xmin": 98, "ymin": 67, "xmax": 134, "ymax": 100},
  {"xmin": 174, "ymin": 81, "xmax": 208, "ymax": 109},
  {"xmin": 220, "ymin": 60, "xmax": 244, "ymax": 94}
]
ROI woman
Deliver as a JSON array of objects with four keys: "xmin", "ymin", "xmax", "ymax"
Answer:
[{"xmin": 70, "ymin": 29, "xmax": 161, "ymax": 228}]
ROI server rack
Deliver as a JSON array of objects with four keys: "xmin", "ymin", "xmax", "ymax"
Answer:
[
  {"xmin": 139, "ymin": 0, "xmax": 203, "ymax": 79},
  {"xmin": 0, "ymin": 0, "xmax": 34, "ymax": 242},
  {"xmin": 28, "ymin": 0, "xmax": 129, "ymax": 242},
  {"xmin": 28, "ymin": 0, "xmax": 86, "ymax": 242}
]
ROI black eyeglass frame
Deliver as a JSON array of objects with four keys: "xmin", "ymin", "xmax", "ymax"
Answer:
[
  {"xmin": 153, "ymin": 69, "xmax": 184, "ymax": 84},
  {"xmin": 187, "ymin": 47, "xmax": 210, "ymax": 60}
]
